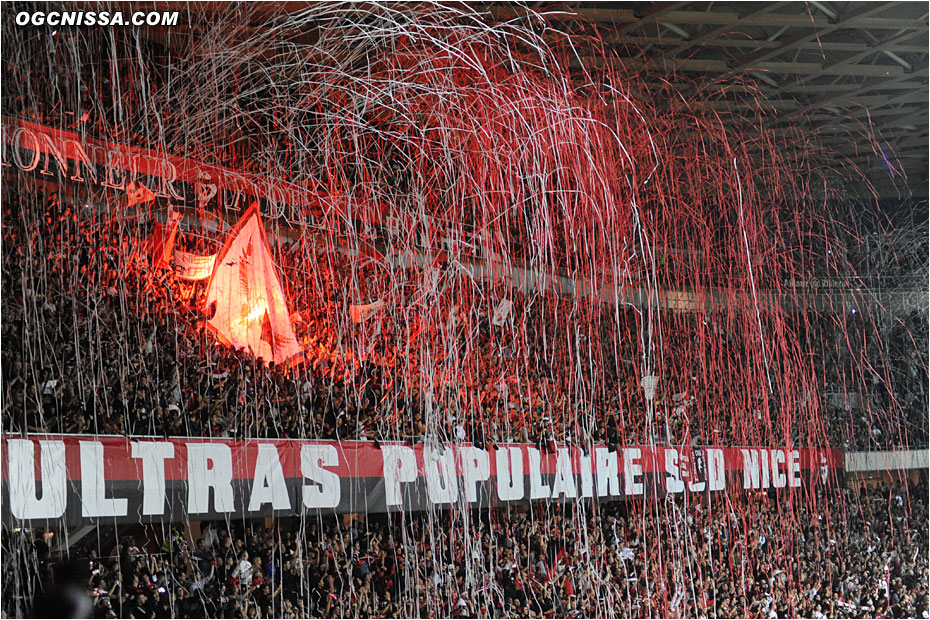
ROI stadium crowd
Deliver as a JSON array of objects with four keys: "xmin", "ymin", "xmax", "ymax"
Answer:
[
  {"xmin": 2, "ymin": 189, "xmax": 926, "ymax": 452},
  {"xmin": 5, "ymin": 479, "xmax": 927, "ymax": 619},
  {"xmin": 2, "ymin": 82, "xmax": 927, "ymax": 620},
  {"xmin": 4, "ymin": 32, "xmax": 929, "ymax": 451},
  {"xmin": 2, "ymin": 3, "xmax": 926, "ymax": 455},
  {"xmin": 3, "ymin": 22, "xmax": 928, "ymax": 620}
]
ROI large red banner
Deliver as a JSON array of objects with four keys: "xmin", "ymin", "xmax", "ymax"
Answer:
[
  {"xmin": 1, "ymin": 116, "xmax": 330, "ymax": 221},
  {"xmin": 1, "ymin": 435, "xmax": 844, "ymax": 526}
]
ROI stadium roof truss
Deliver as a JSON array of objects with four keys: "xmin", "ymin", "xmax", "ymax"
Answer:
[
  {"xmin": 105, "ymin": 1, "xmax": 930, "ymax": 198},
  {"xmin": 482, "ymin": 1, "xmax": 929, "ymax": 198}
]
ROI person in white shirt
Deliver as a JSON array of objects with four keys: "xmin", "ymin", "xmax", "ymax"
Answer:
[{"xmin": 232, "ymin": 551, "xmax": 253, "ymax": 588}]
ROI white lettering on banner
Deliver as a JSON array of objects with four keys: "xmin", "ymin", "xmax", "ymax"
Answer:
[
  {"xmin": 495, "ymin": 447, "xmax": 524, "ymax": 501},
  {"xmin": 424, "ymin": 447, "xmax": 458, "ymax": 503},
  {"xmin": 771, "ymin": 450, "xmax": 787, "ymax": 488},
  {"xmin": 301, "ymin": 445, "xmax": 340, "ymax": 509},
  {"xmin": 101, "ymin": 148, "xmax": 127, "ymax": 190},
  {"xmin": 742, "ymin": 449, "xmax": 760, "ymax": 490},
  {"xmin": 551, "ymin": 448, "xmax": 577, "ymax": 499},
  {"xmin": 527, "ymin": 448, "xmax": 551, "ymax": 499},
  {"xmin": 578, "ymin": 449, "xmax": 594, "ymax": 498},
  {"xmin": 187, "ymin": 443, "xmax": 235, "ymax": 514},
  {"xmin": 760, "ymin": 449, "xmax": 770, "ymax": 489},
  {"xmin": 624, "ymin": 448, "xmax": 644, "ymax": 496},
  {"xmin": 743, "ymin": 448, "xmax": 799, "ymax": 491},
  {"xmin": 12, "ymin": 129, "xmax": 41, "ymax": 172},
  {"xmin": 707, "ymin": 449, "xmax": 725, "ymax": 491},
  {"xmin": 131, "ymin": 442, "xmax": 174, "ymax": 516},
  {"xmin": 80, "ymin": 442, "xmax": 128, "ymax": 518},
  {"xmin": 248, "ymin": 444, "xmax": 291, "ymax": 511},
  {"xmin": 595, "ymin": 448, "xmax": 621, "ymax": 497},
  {"xmin": 155, "ymin": 159, "xmax": 185, "ymax": 201},
  {"xmin": 788, "ymin": 450, "xmax": 802, "ymax": 487},
  {"xmin": 382, "ymin": 445, "xmax": 416, "ymax": 507},
  {"xmin": 0, "ymin": 439, "xmax": 839, "ymax": 523},
  {"xmin": 67, "ymin": 141, "xmax": 96, "ymax": 183},
  {"xmin": 7, "ymin": 440, "xmax": 67, "ymax": 520},
  {"xmin": 666, "ymin": 448, "xmax": 685, "ymax": 494},
  {"xmin": 38, "ymin": 131, "xmax": 69, "ymax": 178},
  {"xmin": 459, "ymin": 447, "xmax": 490, "ymax": 503},
  {"xmin": 1, "ymin": 119, "xmax": 322, "ymax": 212}
]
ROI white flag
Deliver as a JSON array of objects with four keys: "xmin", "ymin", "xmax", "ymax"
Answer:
[
  {"xmin": 492, "ymin": 299, "xmax": 512, "ymax": 326},
  {"xmin": 205, "ymin": 203, "xmax": 301, "ymax": 365}
]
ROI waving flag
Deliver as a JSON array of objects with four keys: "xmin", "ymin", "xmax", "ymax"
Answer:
[
  {"xmin": 492, "ymin": 298, "xmax": 512, "ymax": 326},
  {"xmin": 350, "ymin": 299, "xmax": 385, "ymax": 323},
  {"xmin": 126, "ymin": 180, "xmax": 156, "ymax": 207},
  {"xmin": 204, "ymin": 203, "xmax": 301, "ymax": 365},
  {"xmin": 145, "ymin": 210, "xmax": 181, "ymax": 270}
]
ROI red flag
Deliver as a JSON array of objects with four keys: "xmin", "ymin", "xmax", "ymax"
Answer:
[
  {"xmin": 260, "ymin": 309, "xmax": 275, "ymax": 348},
  {"xmin": 146, "ymin": 211, "xmax": 181, "ymax": 270},
  {"xmin": 127, "ymin": 181, "xmax": 156, "ymax": 207}
]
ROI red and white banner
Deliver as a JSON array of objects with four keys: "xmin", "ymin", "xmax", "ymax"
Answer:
[
  {"xmin": 1, "ymin": 434, "xmax": 845, "ymax": 526},
  {"xmin": 173, "ymin": 250, "xmax": 216, "ymax": 281},
  {"xmin": 1, "ymin": 116, "xmax": 325, "ymax": 218}
]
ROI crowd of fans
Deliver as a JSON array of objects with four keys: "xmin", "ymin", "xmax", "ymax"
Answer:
[
  {"xmin": 811, "ymin": 309, "xmax": 929, "ymax": 452},
  {"xmin": 2, "ymin": 188, "xmax": 926, "ymax": 451},
  {"xmin": 2, "ymin": 188, "xmax": 925, "ymax": 620},
  {"xmin": 4, "ymin": 479, "xmax": 927, "ymax": 619},
  {"xmin": 3, "ymin": 23, "xmax": 928, "ymax": 450},
  {"xmin": 3, "ymin": 21, "xmax": 927, "ymax": 620}
]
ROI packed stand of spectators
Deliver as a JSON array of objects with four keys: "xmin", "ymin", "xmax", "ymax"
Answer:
[
  {"xmin": 3, "ymin": 19, "xmax": 926, "ymax": 454},
  {"xmin": 2, "ymin": 187, "xmax": 926, "ymax": 453},
  {"xmin": 4, "ymin": 24, "xmax": 927, "ymax": 453},
  {"xmin": 4, "ymin": 479, "xmax": 927, "ymax": 619},
  {"xmin": 3, "ymin": 25, "xmax": 927, "ymax": 620},
  {"xmin": 805, "ymin": 205, "xmax": 930, "ymax": 451},
  {"xmin": 810, "ymin": 308, "xmax": 929, "ymax": 451}
]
